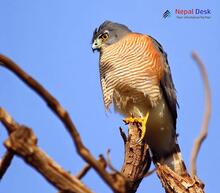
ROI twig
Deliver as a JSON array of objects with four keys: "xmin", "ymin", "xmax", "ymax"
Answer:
[
  {"xmin": 190, "ymin": 52, "xmax": 212, "ymax": 176},
  {"xmin": 75, "ymin": 154, "xmax": 107, "ymax": 180},
  {"xmin": 0, "ymin": 108, "xmax": 93, "ymax": 193},
  {"xmin": 119, "ymin": 127, "xmax": 127, "ymax": 144},
  {"xmin": 0, "ymin": 108, "xmax": 17, "ymax": 180},
  {"xmin": 0, "ymin": 54, "xmax": 126, "ymax": 193},
  {"xmin": 0, "ymin": 150, "xmax": 14, "ymax": 180},
  {"xmin": 106, "ymin": 149, "xmax": 118, "ymax": 173},
  {"xmin": 76, "ymin": 164, "xmax": 91, "ymax": 179},
  {"xmin": 0, "ymin": 108, "xmax": 18, "ymax": 134}
]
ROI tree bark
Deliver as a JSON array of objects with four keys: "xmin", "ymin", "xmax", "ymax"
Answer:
[
  {"xmin": 156, "ymin": 164, "xmax": 204, "ymax": 193},
  {"xmin": 120, "ymin": 125, "xmax": 151, "ymax": 193}
]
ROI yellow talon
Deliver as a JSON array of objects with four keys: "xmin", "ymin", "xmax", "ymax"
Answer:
[
  {"xmin": 123, "ymin": 112, "xmax": 150, "ymax": 143},
  {"xmin": 123, "ymin": 116, "xmax": 143, "ymax": 126},
  {"xmin": 137, "ymin": 112, "xmax": 149, "ymax": 143}
]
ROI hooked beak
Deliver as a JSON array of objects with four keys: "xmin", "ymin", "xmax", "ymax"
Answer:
[
  {"xmin": 92, "ymin": 44, "xmax": 98, "ymax": 52},
  {"xmin": 92, "ymin": 39, "xmax": 102, "ymax": 52}
]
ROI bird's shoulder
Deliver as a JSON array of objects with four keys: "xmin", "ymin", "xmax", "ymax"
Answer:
[{"xmin": 146, "ymin": 35, "xmax": 178, "ymax": 124}]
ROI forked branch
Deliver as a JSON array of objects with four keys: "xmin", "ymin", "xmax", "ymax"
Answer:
[
  {"xmin": 0, "ymin": 108, "xmax": 93, "ymax": 193},
  {"xmin": 0, "ymin": 54, "xmax": 126, "ymax": 193}
]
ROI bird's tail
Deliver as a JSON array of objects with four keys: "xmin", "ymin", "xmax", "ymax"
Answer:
[{"xmin": 153, "ymin": 143, "xmax": 188, "ymax": 176}]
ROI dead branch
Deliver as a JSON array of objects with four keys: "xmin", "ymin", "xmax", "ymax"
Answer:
[
  {"xmin": 0, "ymin": 107, "xmax": 19, "ymax": 180},
  {"xmin": 106, "ymin": 149, "xmax": 119, "ymax": 173},
  {"xmin": 119, "ymin": 127, "xmax": 127, "ymax": 144},
  {"xmin": 156, "ymin": 164, "xmax": 204, "ymax": 193},
  {"xmin": 0, "ymin": 54, "xmax": 127, "ymax": 193},
  {"xmin": 119, "ymin": 126, "xmax": 152, "ymax": 192},
  {"xmin": 120, "ymin": 124, "xmax": 151, "ymax": 193},
  {"xmin": 76, "ymin": 164, "xmax": 91, "ymax": 179},
  {"xmin": 76, "ymin": 155, "xmax": 107, "ymax": 179},
  {"xmin": 0, "ymin": 108, "xmax": 93, "ymax": 193},
  {"xmin": 0, "ymin": 150, "xmax": 14, "ymax": 180},
  {"xmin": 190, "ymin": 52, "xmax": 212, "ymax": 176}
]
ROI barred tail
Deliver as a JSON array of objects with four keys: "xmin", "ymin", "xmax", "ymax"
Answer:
[{"xmin": 153, "ymin": 143, "xmax": 188, "ymax": 176}]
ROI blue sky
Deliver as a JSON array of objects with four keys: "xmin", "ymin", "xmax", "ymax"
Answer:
[{"xmin": 0, "ymin": 1, "xmax": 219, "ymax": 193}]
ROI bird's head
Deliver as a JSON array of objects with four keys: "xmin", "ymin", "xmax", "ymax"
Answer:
[{"xmin": 92, "ymin": 21, "xmax": 131, "ymax": 52}]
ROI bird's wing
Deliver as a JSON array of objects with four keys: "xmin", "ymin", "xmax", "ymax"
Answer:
[
  {"xmin": 149, "ymin": 36, "xmax": 178, "ymax": 128},
  {"xmin": 148, "ymin": 36, "xmax": 188, "ymax": 177}
]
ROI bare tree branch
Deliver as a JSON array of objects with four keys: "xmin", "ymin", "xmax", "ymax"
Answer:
[
  {"xmin": 190, "ymin": 52, "xmax": 212, "ymax": 176},
  {"xmin": 156, "ymin": 164, "xmax": 204, "ymax": 193},
  {"xmin": 119, "ymin": 127, "xmax": 127, "ymax": 144},
  {"xmin": 76, "ymin": 155, "xmax": 107, "ymax": 179},
  {"xmin": 0, "ymin": 108, "xmax": 18, "ymax": 180},
  {"xmin": 120, "ymin": 124, "xmax": 151, "ymax": 193},
  {"xmin": 76, "ymin": 164, "xmax": 91, "ymax": 179},
  {"xmin": 106, "ymin": 149, "xmax": 118, "ymax": 173},
  {"xmin": 0, "ymin": 150, "xmax": 14, "ymax": 180},
  {"xmin": 0, "ymin": 108, "xmax": 93, "ymax": 193},
  {"xmin": 0, "ymin": 54, "xmax": 127, "ymax": 193},
  {"xmin": 0, "ymin": 108, "xmax": 18, "ymax": 134}
]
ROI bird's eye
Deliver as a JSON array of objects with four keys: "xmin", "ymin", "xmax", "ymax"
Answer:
[{"xmin": 101, "ymin": 33, "xmax": 109, "ymax": 41}]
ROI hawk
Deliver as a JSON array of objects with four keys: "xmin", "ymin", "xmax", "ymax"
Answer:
[{"xmin": 92, "ymin": 21, "xmax": 187, "ymax": 176}]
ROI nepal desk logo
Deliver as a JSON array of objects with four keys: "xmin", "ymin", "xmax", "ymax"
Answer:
[
  {"xmin": 163, "ymin": 10, "xmax": 171, "ymax": 18},
  {"xmin": 162, "ymin": 9, "xmax": 212, "ymax": 19}
]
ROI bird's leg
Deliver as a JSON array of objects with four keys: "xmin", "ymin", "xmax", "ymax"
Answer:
[
  {"xmin": 137, "ymin": 111, "xmax": 149, "ymax": 143},
  {"xmin": 123, "ymin": 111, "xmax": 149, "ymax": 143}
]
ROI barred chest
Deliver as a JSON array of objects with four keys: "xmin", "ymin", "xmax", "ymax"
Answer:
[
  {"xmin": 99, "ymin": 35, "xmax": 163, "ymax": 114},
  {"xmin": 99, "ymin": 52, "xmax": 152, "ymax": 115}
]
